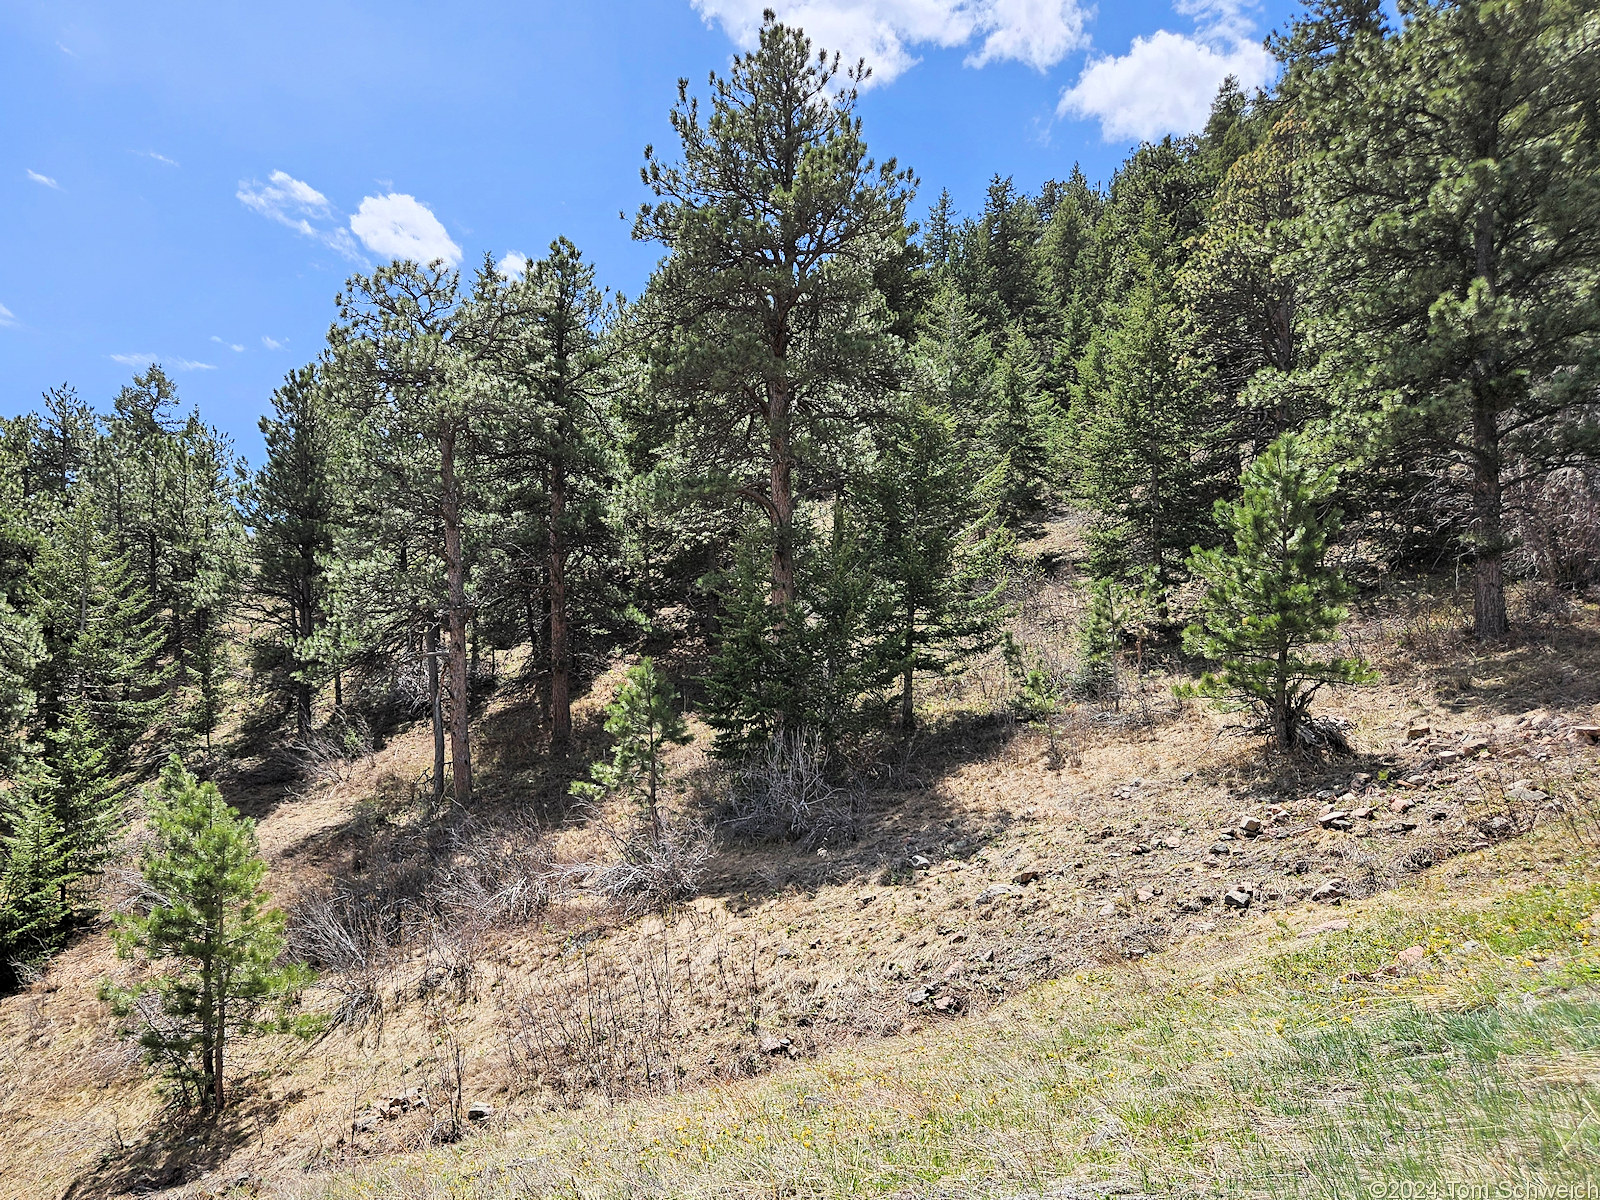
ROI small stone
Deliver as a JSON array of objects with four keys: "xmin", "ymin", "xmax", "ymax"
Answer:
[
  {"xmin": 1098, "ymin": 901, "xmax": 1117, "ymax": 917},
  {"xmin": 1437, "ymin": 750, "xmax": 1461, "ymax": 765},
  {"xmin": 1396, "ymin": 945, "xmax": 1426, "ymax": 968},
  {"xmin": 1407, "ymin": 723, "xmax": 1431, "ymax": 740},
  {"xmin": 1297, "ymin": 919, "xmax": 1350, "ymax": 938},
  {"xmin": 932, "ymin": 995, "xmax": 956, "ymax": 1012},
  {"xmin": 911, "ymin": 855, "xmax": 932, "ymax": 868},
  {"xmin": 1389, "ymin": 796, "xmax": 1416, "ymax": 813},
  {"xmin": 1350, "ymin": 806, "xmax": 1375, "ymax": 820},
  {"xmin": 1461, "ymin": 736, "xmax": 1490, "ymax": 754},
  {"xmin": 1311, "ymin": 878, "xmax": 1349, "ymax": 903},
  {"xmin": 1240, "ymin": 816, "xmax": 1263, "ymax": 835},
  {"xmin": 1351, "ymin": 773, "xmax": 1372, "ymax": 789},
  {"xmin": 1135, "ymin": 887, "xmax": 1155, "ymax": 903},
  {"xmin": 1012, "ymin": 869, "xmax": 1041, "ymax": 885},
  {"xmin": 759, "ymin": 1033, "xmax": 791, "ymax": 1053},
  {"xmin": 1318, "ymin": 811, "xmax": 1352, "ymax": 830},
  {"xmin": 1461, "ymin": 939, "xmax": 1480, "ymax": 952},
  {"xmin": 1572, "ymin": 725, "xmax": 1600, "ymax": 743},
  {"xmin": 905, "ymin": 988, "xmax": 930, "ymax": 1006},
  {"xmin": 976, "ymin": 884, "xmax": 1020, "ymax": 903},
  {"xmin": 467, "ymin": 1102, "xmax": 494, "ymax": 1122},
  {"xmin": 1224, "ymin": 889, "xmax": 1252, "ymax": 909}
]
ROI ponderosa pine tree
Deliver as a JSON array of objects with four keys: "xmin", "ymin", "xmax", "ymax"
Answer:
[
  {"xmin": 1289, "ymin": 0, "xmax": 1600, "ymax": 637},
  {"xmin": 980, "ymin": 325, "xmax": 1060, "ymax": 537},
  {"xmin": 1183, "ymin": 435, "xmax": 1374, "ymax": 752},
  {"xmin": 477, "ymin": 240, "xmax": 619, "ymax": 746},
  {"xmin": 634, "ymin": 14, "xmax": 916, "ymax": 618},
  {"xmin": 331, "ymin": 262, "xmax": 480, "ymax": 804},
  {"xmin": 104, "ymin": 757, "xmax": 313, "ymax": 1109},
  {"xmin": 571, "ymin": 659, "xmax": 690, "ymax": 843}
]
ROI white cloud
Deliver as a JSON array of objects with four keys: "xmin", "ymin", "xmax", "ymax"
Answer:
[
  {"xmin": 141, "ymin": 150, "xmax": 180, "ymax": 167},
  {"xmin": 26, "ymin": 170, "xmax": 59, "ymax": 189},
  {"xmin": 349, "ymin": 193, "xmax": 462, "ymax": 268},
  {"xmin": 210, "ymin": 336, "xmax": 245, "ymax": 352},
  {"xmin": 238, "ymin": 170, "xmax": 365, "ymax": 261},
  {"xmin": 1058, "ymin": 0, "xmax": 1274, "ymax": 141},
  {"xmin": 237, "ymin": 170, "xmax": 332, "ymax": 236},
  {"xmin": 690, "ymin": 0, "xmax": 1089, "ymax": 85},
  {"xmin": 496, "ymin": 251, "xmax": 529, "ymax": 280},
  {"xmin": 261, "ymin": 335, "xmax": 286, "ymax": 350},
  {"xmin": 0, "ymin": 303, "xmax": 15, "ymax": 327},
  {"xmin": 110, "ymin": 353, "xmax": 216, "ymax": 371}
]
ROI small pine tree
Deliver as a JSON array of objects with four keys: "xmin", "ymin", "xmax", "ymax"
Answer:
[
  {"xmin": 1182, "ymin": 435, "xmax": 1375, "ymax": 753},
  {"xmin": 571, "ymin": 660, "xmax": 691, "ymax": 844},
  {"xmin": 103, "ymin": 757, "xmax": 313, "ymax": 1109},
  {"xmin": 0, "ymin": 759, "xmax": 70, "ymax": 971}
]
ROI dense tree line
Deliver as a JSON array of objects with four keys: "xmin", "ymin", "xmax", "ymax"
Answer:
[{"xmin": 1, "ymin": 0, "xmax": 1596, "ymax": 1039}]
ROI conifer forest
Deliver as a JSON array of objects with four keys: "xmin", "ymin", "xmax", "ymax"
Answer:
[{"xmin": 3, "ymin": 3, "xmax": 1600, "ymax": 1197}]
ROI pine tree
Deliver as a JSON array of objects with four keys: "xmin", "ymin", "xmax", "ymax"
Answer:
[
  {"xmin": 571, "ymin": 659, "xmax": 691, "ymax": 843},
  {"xmin": 1289, "ymin": 0, "xmax": 1600, "ymax": 637},
  {"xmin": 1183, "ymin": 435, "xmax": 1375, "ymax": 752},
  {"xmin": 635, "ymin": 13, "xmax": 916, "ymax": 617},
  {"xmin": 247, "ymin": 365, "xmax": 342, "ymax": 743},
  {"xmin": 980, "ymin": 325, "xmax": 1060, "ymax": 537},
  {"xmin": 865, "ymin": 397, "xmax": 1007, "ymax": 729},
  {"xmin": 478, "ymin": 239, "xmax": 620, "ymax": 746},
  {"xmin": 104, "ymin": 757, "xmax": 313, "ymax": 1109},
  {"xmin": 0, "ymin": 758, "xmax": 69, "ymax": 971}
]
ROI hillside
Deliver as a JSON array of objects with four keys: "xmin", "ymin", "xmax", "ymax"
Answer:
[{"xmin": 2, "ymin": 552, "xmax": 1597, "ymax": 1200}]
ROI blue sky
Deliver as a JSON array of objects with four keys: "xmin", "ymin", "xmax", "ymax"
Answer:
[{"xmin": 1, "ymin": 0, "xmax": 1295, "ymax": 461}]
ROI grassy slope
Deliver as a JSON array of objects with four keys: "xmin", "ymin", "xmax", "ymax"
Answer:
[
  {"xmin": 303, "ymin": 842, "xmax": 1600, "ymax": 1199},
  {"xmin": 2, "ymin": 567, "xmax": 1599, "ymax": 1200}
]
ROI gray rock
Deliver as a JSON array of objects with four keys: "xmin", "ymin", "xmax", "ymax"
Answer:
[
  {"xmin": 1224, "ymin": 889, "xmax": 1252, "ymax": 909},
  {"xmin": 467, "ymin": 1101, "xmax": 494, "ymax": 1121}
]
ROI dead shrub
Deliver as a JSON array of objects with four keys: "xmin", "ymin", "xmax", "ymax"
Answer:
[
  {"xmin": 727, "ymin": 730, "xmax": 858, "ymax": 847},
  {"xmin": 1508, "ymin": 465, "xmax": 1600, "ymax": 589},
  {"xmin": 585, "ymin": 813, "xmax": 712, "ymax": 918},
  {"xmin": 501, "ymin": 938, "xmax": 681, "ymax": 1107}
]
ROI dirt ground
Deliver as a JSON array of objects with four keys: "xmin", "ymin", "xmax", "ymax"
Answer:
[{"xmin": 2, "ymin": 550, "xmax": 1597, "ymax": 1200}]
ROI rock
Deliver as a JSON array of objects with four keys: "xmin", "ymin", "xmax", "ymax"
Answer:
[
  {"xmin": 1437, "ymin": 750, "xmax": 1461, "ymax": 765},
  {"xmin": 1461, "ymin": 939, "xmax": 1480, "ymax": 952},
  {"xmin": 1461, "ymin": 736, "xmax": 1490, "ymax": 754},
  {"xmin": 1097, "ymin": 900, "xmax": 1117, "ymax": 917},
  {"xmin": 1350, "ymin": 806, "xmax": 1375, "ymax": 820},
  {"xmin": 1224, "ymin": 889, "xmax": 1252, "ymax": 909},
  {"xmin": 1012, "ymin": 869, "xmax": 1041, "ymax": 885},
  {"xmin": 910, "ymin": 855, "xmax": 932, "ymax": 868},
  {"xmin": 1298, "ymin": 919, "xmax": 1350, "ymax": 938},
  {"xmin": 1396, "ymin": 945, "xmax": 1426, "ymax": 968},
  {"xmin": 1508, "ymin": 782, "xmax": 1548, "ymax": 804},
  {"xmin": 905, "ymin": 988, "xmax": 930, "ymax": 1006},
  {"xmin": 1407, "ymin": 723, "xmax": 1431, "ymax": 740},
  {"xmin": 1310, "ymin": 878, "xmax": 1349, "ymax": 903},
  {"xmin": 976, "ymin": 884, "xmax": 1020, "ymax": 904},
  {"xmin": 932, "ymin": 995, "xmax": 956, "ymax": 1012},
  {"xmin": 1318, "ymin": 811, "xmax": 1352, "ymax": 830},
  {"xmin": 467, "ymin": 1102, "xmax": 494, "ymax": 1122},
  {"xmin": 1351, "ymin": 773, "xmax": 1372, "ymax": 789},
  {"xmin": 1135, "ymin": 888, "xmax": 1155, "ymax": 903},
  {"xmin": 1572, "ymin": 725, "xmax": 1600, "ymax": 743},
  {"xmin": 758, "ymin": 1033, "xmax": 791, "ymax": 1053},
  {"xmin": 1209, "ymin": 842, "xmax": 1231, "ymax": 856},
  {"xmin": 1389, "ymin": 796, "xmax": 1416, "ymax": 813},
  {"xmin": 1240, "ymin": 816, "xmax": 1263, "ymax": 835},
  {"xmin": 352, "ymin": 1109, "xmax": 381, "ymax": 1133},
  {"xmin": 1483, "ymin": 815, "xmax": 1514, "ymax": 837}
]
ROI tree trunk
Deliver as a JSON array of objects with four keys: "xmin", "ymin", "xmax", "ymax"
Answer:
[
  {"xmin": 548, "ymin": 464, "xmax": 571, "ymax": 746},
  {"xmin": 439, "ymin": 426, "xmax": 473, "ymax": 804},
  {"xmin": 1470, "ymin": 393, "xmax": 1509, "ymax": 639},
  {"xmin": 294, "ymin": 569, "xmax": 314, "ymax": 743},
  {"xmin": 1470, "ymin": 201, "xmax": 1510, "ymax": 641},
  {"xmin": 427, "ymin": 623, "xmax": 445, "ymax": 808},
  {"xmin": 767, "ymin": 381, "xmax": 796, "ymax": 609},
  {"xmin": 901, "ymin": 602, "xmax": 916, "ymax": 731}
]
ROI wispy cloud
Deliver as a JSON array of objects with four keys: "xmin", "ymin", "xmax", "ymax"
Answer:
[
  {"xmin": 110, "ymin": 353, "xmax": 216, "ymax": 371},
  {"xmin": 1058, "ymin": 0, "xmax": 1274, "ymax": 141},
  {"xmin": 26, "ymin": 169, "xmax": 60, "ymax": 189},
  {"xmin": 0, "ymin": 303, "xmax": 16, "ymax": 328},
  {"xmin": 57, "ymin": 42, "xmax": 75, "ymax": 56},
  {"xmin": 261, "ymin": 335, "xmax": 285, "ymax": 350},
  {"xmin": 238, "ymin": 170, "xmax": 363, "ymax": 260},
  {"xmin": 210, "ymin": 336, "xmax": 245, "ymax": 352},
  {"xmin": 349, "ymin": 193, "xmax": 462, "ymax": 267},
  {"xmin": 140, "ymin": 150, "xmax": 180, "ymax": 167},
  {"xmin": 690, "ymin": 0, "xmax": 1090, "ymax": 85}
]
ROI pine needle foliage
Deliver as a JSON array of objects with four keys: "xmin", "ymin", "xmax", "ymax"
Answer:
[{"xmin": 1182, "ymin": 435, "xmax": 1375, "ymax": 753}]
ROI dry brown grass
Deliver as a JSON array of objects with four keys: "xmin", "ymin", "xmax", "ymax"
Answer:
[{"xmin": 3, "ymin": 538, "xmax": 1599, "ymax": 1200}]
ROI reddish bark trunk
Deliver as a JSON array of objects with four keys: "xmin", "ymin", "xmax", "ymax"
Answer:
[
  {"xmin": 548, "ymin": 465, "xmax": 571, "ymax": 745},
  {"xmin": 440, "ymin": 426, "xmax": 473, "ymax": 804}
]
